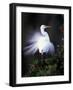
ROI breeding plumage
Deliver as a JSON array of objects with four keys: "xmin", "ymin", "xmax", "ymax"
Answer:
[
  {"xmin": 37, "ymin": 25, "xmax": 55, "ymax": 54},
  {"xmin": 23, "ymin": 25, "xmax": 55, "ymax": 55}
]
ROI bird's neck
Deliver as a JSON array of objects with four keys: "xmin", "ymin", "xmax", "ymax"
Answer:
[{"xmin": 41, "ymin": 29, "xmax": 50, "ymax": 41}]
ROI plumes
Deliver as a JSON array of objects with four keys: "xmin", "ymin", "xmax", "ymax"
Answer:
[{"xmin": 23, "ymin": 25, "xmax": 55, "ymax": 55}]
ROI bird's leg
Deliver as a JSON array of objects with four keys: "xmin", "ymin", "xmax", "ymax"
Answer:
[
  {"xmin": 41, "ymin": 52, "xmax": 45, "ymax": 68},
  {"xmin": 37, "ymin": 52, "xmax": 42, "ymax": 68},
  {"xmin": 41, "ymin": 53, "xmax": 43, "ymax": 64},
  {"xmin": 38, "ymin": 51, "xmax": 45, "ymax": 68}
]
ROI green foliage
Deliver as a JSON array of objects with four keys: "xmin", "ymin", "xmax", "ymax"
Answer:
[{"xmin": 24, "ymin": 44, "xmax": 64, "ymax": 77}]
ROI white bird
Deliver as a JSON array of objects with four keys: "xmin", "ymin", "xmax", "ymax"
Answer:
[
  {"xmin": 37, "ymin": 25, "xmax": 55, "ymax": 55},
  {"xmin": 23, "ymin": 25, "xmax": 55, "ymax": 55}
]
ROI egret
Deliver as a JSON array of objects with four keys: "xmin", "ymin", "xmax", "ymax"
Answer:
[
  {"xmin": 37, "ymin": 25, "xmax": 55, "ymax": 55},
  {"xmin": 23, "ymin": 25, "xmax": 55, "ymax": 55}
]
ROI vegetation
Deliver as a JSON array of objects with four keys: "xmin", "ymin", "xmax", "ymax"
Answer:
[{"xmin": 23, "ymin": 44, "xmax": 64, "ymax": 77}]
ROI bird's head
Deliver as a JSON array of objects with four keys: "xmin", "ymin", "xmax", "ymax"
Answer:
[
  {"xmin": 40, "ymin": 25, "xmax": 51, "ymax": 30},
  {"xmin": 40, "ymin": 25, "xmax": 52, "ymax": 35}
]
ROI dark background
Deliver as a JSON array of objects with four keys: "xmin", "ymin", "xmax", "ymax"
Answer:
[{"xmin": 21, "ymin": 12, "xmax": 64, "ymax": 77}]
